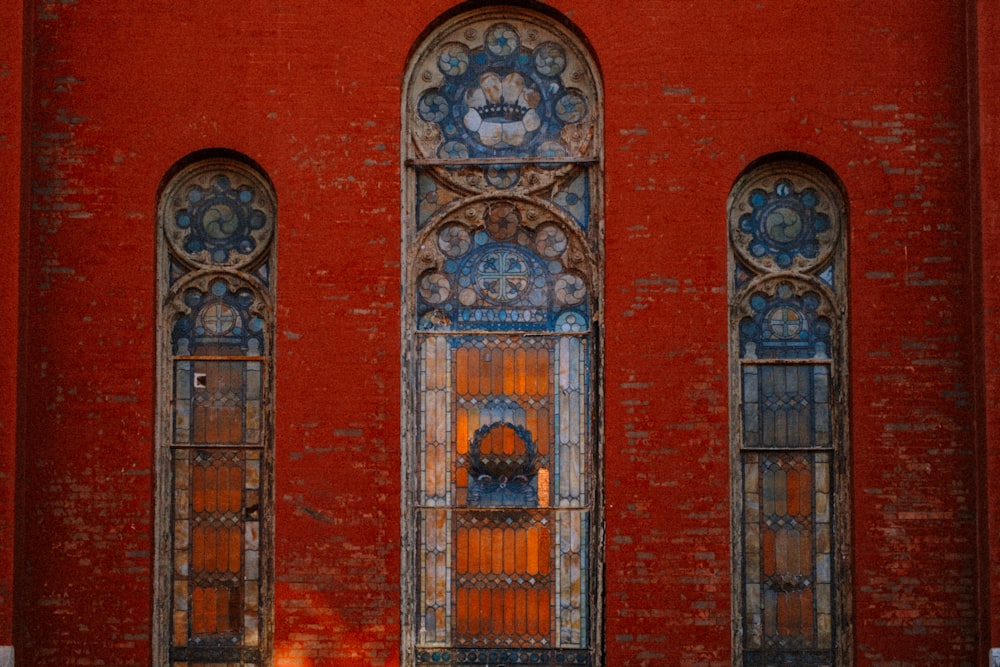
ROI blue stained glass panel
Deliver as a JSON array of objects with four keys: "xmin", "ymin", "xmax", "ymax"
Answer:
[
  {"xmin": 417, "ymin": 202, "xmax": 590, "ymax": 333},
  {"xmin": 173, "ymin": 280, "xmax": 266, "ymax": 355},
  {"xmin": 417, "ymin": 24, "xmax": 588, "ymax": 161},
  {"xmin": 552, "ymin": 171, "xmax": 589, "ymax": 231},
  {"xmin": 739, "ymin": 283, "xmax": 830, "ymax": 360},
  {"xmin": 742, "ymin": 365, "xmax": 830, "ymax": 450},
  {"xmin": 407, "ymin": 10, "xmax": 600, "ymax": 663},
  {"xmin": 738, "ymin": 180, "xmax": 830, "ymax": 269}
]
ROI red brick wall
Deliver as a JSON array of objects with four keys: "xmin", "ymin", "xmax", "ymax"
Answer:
[
  {"xmin": 0, "ymin": 0, "xmax": 24, "ymax": 648},
  {"xmin": 976, "ymin": 0, "xmax": 1000, "ymax": 657},
  {"xmin": 12, "ymin": 0, "xmax": 985, "ymax": 665}
]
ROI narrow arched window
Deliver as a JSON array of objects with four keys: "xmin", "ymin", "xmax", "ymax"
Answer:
[
  {"xmin": 402, "ymin": 8, "xmax": 603, "ymax": 666},
  {"xmin": 155, "ymin": 154, "xmax": 275, "ymax": 667},
  {"xmin": 728, "ymin": 156, "xmax": 850, "ymax": 666}
]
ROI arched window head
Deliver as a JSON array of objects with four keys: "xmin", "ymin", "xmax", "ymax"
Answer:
[
  {"xmin": 406, "ymin": 7, "xmax": 600, "ymax": 225},
  {"xmin": 728, "ymin": 156, "xmax": 851, "ymax": 666},
  {"xmin": 155, "ymin": 153, "xmax": 276, "ymax": 667},
  {"xmin": 162, "ymin": 166, "xmax": 275, "ymax": 269},
  {"xmin": 402, "ymin": 7, "xmax": 603, "ymax": 666}
]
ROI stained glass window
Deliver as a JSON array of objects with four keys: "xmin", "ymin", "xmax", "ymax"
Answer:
[
  {"xmin": 728, "ymin": 159, "xmax": 849, "ymax": 666},
  {"xmin": 403, "ymin": 8, "xmax": 602, "ymax": 666},
  {"xmin": 156, "ymin": 156, "xmax": 275, "ymax": 667}
]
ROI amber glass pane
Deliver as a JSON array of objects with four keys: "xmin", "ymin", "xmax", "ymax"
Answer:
[
  {"xmin": 756, "ymin": 454, "xmax": 822, "ymax": 653},
  {"xmin": 187, "ymin": 452, "xmax": 244, "ymax": 641},
  {"xmin": 193, "ymin": 361, "xmax": 246, "ymax": 444},
  {"xmin": 453, "ymin": 511, "xmax": 553, "ymax": 648}
]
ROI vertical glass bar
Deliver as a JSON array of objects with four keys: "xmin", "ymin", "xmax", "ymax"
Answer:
[
  {"xmin": 813, "ymin": 365, "xmax": 830, "ymax": 448},
  {"xmin": 556, "ymin": 337, "xmax": 585, "ymax": 507},
  {"xmin": 244, "ymin": 449, "xmax": 260, "ymax": 648},
  {"xmin": 420, "ymin": 508, "xmax": 450, "ymax": 645},
  {"xmin": 245, "ymin": 362, "xmax": 261, "ymax": 444},
  {"xmin": 173, "ymin": 450, "xmax": 192, "ymax": 647},
  {"xmin": 556, "ymin": 510, "xmax": 585, "ymax": 648},
  {"xmin": 743, "ymin": 453, "xmax": 762, "ymax": 650},
  {"xmin": 421, "ymin": 337, "xmax": 452, "ymax": 507},
  {"xmin": 578, "ymin": 511, "xmax": 589, "ymax": 647},
  {"xmin": 175, "ymin": 361, "xmax": 192, "ymax": 444},
  {"xmin": 741, "ymin": 365, "xmax": 759, "ymax": 448},
  {"xmin": 814, "ymin": 453, "xmax": 833, "ymax": 649}
]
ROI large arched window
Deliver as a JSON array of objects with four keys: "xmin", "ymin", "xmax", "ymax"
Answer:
[
  {"xmin": 728, "ymin": 156, "xmax": 851, "ymax": 666},
  {"xmin": 155, "ymin": 153, "xmax": 275, "ymax": 667},
  {"xmin": 401, "ymin": 7, "xmax": 603, "ymax": 666}
]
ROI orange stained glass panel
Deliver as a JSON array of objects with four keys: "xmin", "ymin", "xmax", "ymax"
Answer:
[
  {"xmin": 491, "ymin": 350, "xmax": 504, "ymax": 395},
  {"xmin": 762, "ymin": 530, "xmax": 776, "ymax": 576},
  {"xmin": 192, "ymin": 362, "xmax": 245, "ymax": 444},
  {"xmin": 467, "ymin": 346, "xmax": 480, "ymax": 395},
  {"xmin": 477, "ymin": 528, "xmax": 492, "ymax": 573},
  {"xmin": 468, "ymin": 527, "xmax": 480, "ymax": 572},
  {"xmin": 193, "ymin": 466, "xmax": 206, "ymax": 512},
  {"xmin": 527, "ymin": 588, "xmax": 540, "ymax": 636},
  {"xmin": 453, "ymin": 585, "xmax": 552, "ymax": 643},
  {"xmin": 514, "ymin": 348, "xmax": 527, "ymax": 394},
  {"xmin": 786, "ymin": 469, "xmax": 800, "ymax": 515},
  {"xmin": 515, "ymin": 529, "xmax": 528, "ymax": 571},
  {"xmin": 455, "ymin": 587, "xmax": 468, "ymax": 634},
  {"xmin": 490, "ymin": 529, "xmax": 504, "ymax": 575},
  {"xmin": 533, "ymin": 407, "xmax": 550, "ymax": 455},
  {"xmin": 455, "ymin": 346, "xmax": 469, "ymax": 395},
  {"xmin": 191, "ymin": 586, "xmax": 241, "ymax": 636},
  {"xmin": 453, "ymin": 518, "xmax": 553, "ymax": 645},
  {"xmin": 456, "ymin": 410, "xmax": 469, "ymax": 454}
]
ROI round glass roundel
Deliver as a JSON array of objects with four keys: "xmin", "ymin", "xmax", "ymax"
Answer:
[
  {"xmin": 161, "ymin": 161, "xmax": 275, "ymax": 270},
  {"xmin": 729, "ymin": 166, "xmax": 842, "ymax": 273},
  {"xmin": 473, "ymin": 247, "xmax": 533, "ymax": 304}
]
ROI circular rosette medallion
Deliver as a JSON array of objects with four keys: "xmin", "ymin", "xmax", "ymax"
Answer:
[
  {"xmin": 738, "ymin": 279, "xmax": 832, "ymax": 359},
  {"xmin": 171, "ymin": 275, "xmax": 267, "ymax": 355},
  {"xmin": 554, "ymin": 271, "xmax": 588, "ymax": 306},
  {"xmin": 419, "ymin": 272, "xmax": 452, "ymax": 304},
  {"xmin": 162, "ymin": 163, "xmax": 275, "ymax": 270},
  {"xmin": 472, "ymin": 247, "xmax": 534, "ymax": 304},
  {"xmin": 729, "ymin": 166, "xmax": 842, "ymax": 274},
  {"xmin": 407, "ymin": 12, "xmax": 599, "ymax": 196}
]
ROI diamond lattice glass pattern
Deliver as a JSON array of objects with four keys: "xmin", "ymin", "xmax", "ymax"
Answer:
[
  {"xmin": 160, "ymin": 158, "xmax": 274, "ymax": 667},
  {"xmin": 729, "ymin": 160, "xmax": 843, "ymax": 667},
  {"xmin": 406, "ymin": 10, "xmax": 600, "ymax": 664}
]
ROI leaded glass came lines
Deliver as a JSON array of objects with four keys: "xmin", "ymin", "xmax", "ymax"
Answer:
[
  {"xmin": 404, "ymin": 8, "xmax": 602, "ymax": 666},
  {"xmin": 741, "ymin": 364, "xmax": 831, "ymax": 450},
  {"xmin": 157, "ymin": 156, "xmax": 275, "ymax": 667},
  {"xmin": 728, "ymin": 159, "xmax": 847, "ymax": 667}
]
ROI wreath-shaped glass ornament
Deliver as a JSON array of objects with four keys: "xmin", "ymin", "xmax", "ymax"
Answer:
[{"xmin": 466, "ymin": 422, "xmax": 539, "ymax": 507}]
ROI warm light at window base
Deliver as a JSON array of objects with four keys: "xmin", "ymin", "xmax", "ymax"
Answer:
[
  {"xmin": 537, "ymin": 468, "xmax": 549, "ymax": 507},
  {"xmin": 276, "ymin": 652, "xmax": 314, "ymax": 667}
]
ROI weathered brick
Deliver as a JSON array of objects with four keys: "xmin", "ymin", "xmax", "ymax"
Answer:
[{"xmin": 1, "ymin": 0, "xmax": 995, "ymax": 665}]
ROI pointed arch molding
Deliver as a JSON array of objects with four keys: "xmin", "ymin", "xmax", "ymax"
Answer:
[
  {"xmin": 401, "ymin": 7, "xmax": 603, "ymax": 666},
  {"xmin": 155, "ymin": 154, "xmax": 276, "ymax": 667},
  {"xmin": 727, "ymin": 156, "xmax": 852, "ymax": 667}
]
